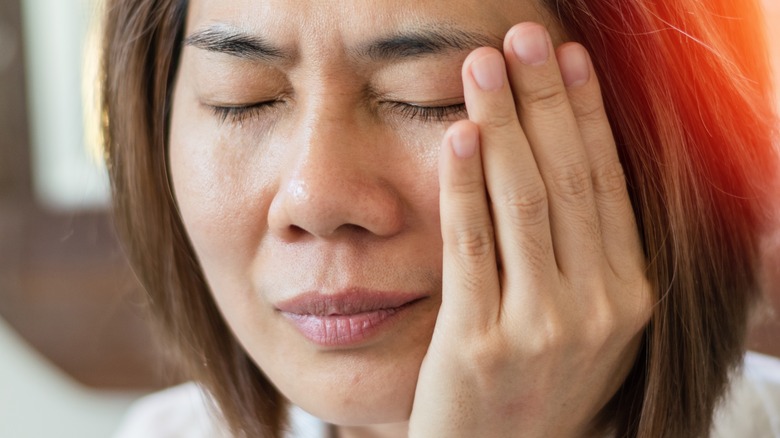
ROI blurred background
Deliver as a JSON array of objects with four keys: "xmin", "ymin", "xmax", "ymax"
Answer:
[
  {"xmin": 1, "ymin": 1, "xmax": 171, "ymax": 437},
  {"xmin": 0, "ymin": 0, "xmax": 779, "ymax": 437}
]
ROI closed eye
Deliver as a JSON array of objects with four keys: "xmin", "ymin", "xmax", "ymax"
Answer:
[
  {"xmin": 208, "ymin": 100, "xmax": 282, "ymax": 125},
  {"xmin": 386, "ymin": 102, "xmax": 467, "ymax": 123},
  {"xmin": 207, "ymin": 100, "xmax": 467, "ymax": 126}
]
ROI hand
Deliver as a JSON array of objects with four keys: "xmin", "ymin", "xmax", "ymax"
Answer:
[{"xmin": 408, "ymin": 22, "xmax": 653, "ymax": 437}]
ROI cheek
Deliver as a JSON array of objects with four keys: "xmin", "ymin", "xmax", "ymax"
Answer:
[
  {"xmin": 168, "ymin": 96, "xmax": 279, "ymax": 268},
  {"xmin": 396, "ymin": 125, "xmax": 446, "ymax": 223}
]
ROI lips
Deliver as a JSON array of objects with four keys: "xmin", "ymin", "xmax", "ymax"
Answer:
[{"xmin": 276, "ymin": 289, "xmax": 426, "ymax": 347}]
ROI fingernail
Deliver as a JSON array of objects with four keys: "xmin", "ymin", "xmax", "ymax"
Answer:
[
  {"xmin": 511, "ymin": 24, "xmax": 550, "ymax": 66},
  {"xmin": 559, "ymin": 45, "xmax": 591, "ymax": 87},
  {"xmin": 450, "ymin": 127, "xmax": 478, "ymax": 159},
  {"xmin": 471, "ymin": 53, "xmax": 505, "ymax": 91}
]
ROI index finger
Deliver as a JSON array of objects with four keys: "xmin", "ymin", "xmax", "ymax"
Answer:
[{"xmin": 439, "ymin": 120, "xmax": 501, "ymax": 332}]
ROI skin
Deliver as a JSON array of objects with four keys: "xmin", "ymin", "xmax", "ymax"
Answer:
[{"xmin": 169, "ymin": 1, "xmax": 653, "ymax": 437}]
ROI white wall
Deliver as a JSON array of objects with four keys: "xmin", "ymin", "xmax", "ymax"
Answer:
[
  {"xmin": 0, "ymin": 318, "xmax": 140, "ymax": 438},
  {"xmin": 20, "ymin": 0, "xmax": 109, "ymax": 211}
]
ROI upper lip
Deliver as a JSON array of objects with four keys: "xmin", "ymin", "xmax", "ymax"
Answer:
[{"xmin": 275, "ymin": 288, "xmax": 427, "ymax": 316}]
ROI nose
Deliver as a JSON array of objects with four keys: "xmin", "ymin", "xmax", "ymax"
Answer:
[{"xmin": 267, "ymin": 111, "xmax": 406, "ymax": 241}]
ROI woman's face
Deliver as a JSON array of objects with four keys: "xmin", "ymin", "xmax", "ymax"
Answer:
[{"xmin": 169, "ymin": 0, "xmax": 562, "ymax": 428}]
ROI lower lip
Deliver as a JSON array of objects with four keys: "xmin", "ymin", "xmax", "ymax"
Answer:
[{"xmin": 281, "ymin": 302, "xmax": 417, "ymax": 347}]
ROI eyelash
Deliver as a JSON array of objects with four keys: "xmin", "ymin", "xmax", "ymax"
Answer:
[
  {"xmin": 208, "ymin": 101, "xmax": 467, "ymax": 125},
  {"xmin": 385, "ymin": 102, "xmax": 467, "ymax": 123},
  {"xmin": 210, "ymin": 101, "xmax": 281, "ymax": 125}
]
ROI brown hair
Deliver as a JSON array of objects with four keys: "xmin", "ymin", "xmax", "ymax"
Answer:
[{"xmin": 101, "ymin": 0, "xmax": 779, "ymax": 436}]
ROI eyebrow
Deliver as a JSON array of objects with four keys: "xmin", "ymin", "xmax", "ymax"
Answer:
[
  {"xmin": 183, "ymin": 25, "xmax": 502, "ymax": 63},
  {"xmin": 184, "ymin": 26, "xmax": 287, "ymax": 62},
  {"xmin": 355, "ymin": 27, "xmax": 502, "ymax": 61}
]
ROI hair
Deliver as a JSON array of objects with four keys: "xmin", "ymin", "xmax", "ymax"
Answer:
[{"xmin": 100, "ymin": 0, "xmax": 779, "ymax": 437}]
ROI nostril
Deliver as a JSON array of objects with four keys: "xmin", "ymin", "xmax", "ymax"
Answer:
[
  {"xmin": 341, "ymin": 224, "xmax": 368, "ymax": 233},
  {"xmin": 289, "ymin": 225, "xmax": 307, "ymax": 237},
  {"xmin": 287, "ymin": 223, "xmax": 371, "ymax": 240},
  {"xmin": 336, "ymin": 223, "xmax": 374, "ymax": 238}
]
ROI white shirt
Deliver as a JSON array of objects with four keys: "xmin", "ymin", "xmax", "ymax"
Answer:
[{"xmin": 114, "ymin": 351, "xmax": 780, "ymax": 438}]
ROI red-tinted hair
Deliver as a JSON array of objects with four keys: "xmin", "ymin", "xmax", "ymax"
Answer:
[{"xmin": 547, "ymin": 1, "xmax": 779, "ymax": 435}]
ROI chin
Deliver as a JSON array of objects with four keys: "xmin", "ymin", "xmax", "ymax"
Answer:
[
  {"xmin": 306, "ymin": 377, "xmax": 416, "ymax": 426},
  {"xmin": 256, "ymin": 324, "xmax": 432, "ymax": 427}
]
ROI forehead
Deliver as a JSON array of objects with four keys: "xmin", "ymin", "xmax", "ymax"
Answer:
[{"xmin": 184, "ymin": 0, "xmax": 557, "ymax": 51}]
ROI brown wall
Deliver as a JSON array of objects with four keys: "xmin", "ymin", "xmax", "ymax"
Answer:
[
  {"xmin": 0, "ymin": 0, "xmax": 30, "ymax": 200},
  {"xmin": 0, "ymin": 0, "xmax": 166, "ymax": 389}
]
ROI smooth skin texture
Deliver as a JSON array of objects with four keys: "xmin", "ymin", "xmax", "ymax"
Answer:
[{"xmin": 168, "ymin": 1, "xmax": 653, "ymax": 437}]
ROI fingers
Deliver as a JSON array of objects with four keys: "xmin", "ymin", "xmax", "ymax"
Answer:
[
  {"xmin": 460, "ymin": 48, "xmax": 557, "ymax": 300},
  {"xmin": 440, "ymin": 24, "xmax": 647, "ymax": 334},
  {"xmin": 556, "ymin": 43, "xmax": 645, "ymax": 279},
  {"xmin": 438, "ymin": 120, "xmax": 501, "ymax": 331},
  {"xmin": 502, "ymin": 23, "xmax": 604, "ymax": 281}
]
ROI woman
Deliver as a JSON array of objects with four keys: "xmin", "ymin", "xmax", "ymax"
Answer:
[{"xmin": 104, "ymin": 0, "xmax": 780, "ymax": 436}]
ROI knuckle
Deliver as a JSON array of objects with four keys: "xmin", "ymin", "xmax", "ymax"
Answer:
[
  {"xmin": 572, "ymin": 97, "xmax": 604, "ymax": 125},
  {"xmin": 625, "ymin": 280, "xmax": 655, "ymax": 330},
  {"xmin": 447, "ymin": 176, "xmax": 486, "ymax": 197},
  {"xmin": 549, "ymin": 161, "xmax": 592, "ymax": 198},
  {"xmin": 479, "ymin": 105, "xmax": 519, "ymax": 131},
  {"xmin": 502, "ymin": 183, "xmax": 549, "ymax": 227},
  {"xmin": 582, "ymin": 309, "xmax": 616, "ymax": 348},
  {"xmin": 522, "ymin": 80, "xmax": 569, "ymax": 112},
  {"xmin": 524, "ymin": 318, "xmax": 565, "ymax": 358},
  {"xmin": 464, "ymin": 334, "xmax": 513, "ymax": 374},
  {"xmin": 451, "ymin": 226, "xmax": 495, "ymax": 259},
  {"xmin": 610, "ymin": 279, "xmax": 654, "ymax": 340},
  {"xmin": 592, "ymin": 160, "xmax": 628, "ymax": 200}
]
